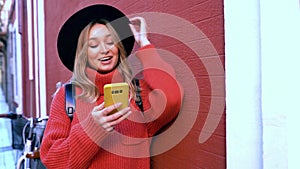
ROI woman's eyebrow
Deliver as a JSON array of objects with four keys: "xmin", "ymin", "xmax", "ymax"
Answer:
[
  {"xmin": 104, "ymin": 34, "xmax": 112, "ymax": 39},
  {"xmin": 89, "ymin": 34, "xmax": 112, "ymax": 41}
]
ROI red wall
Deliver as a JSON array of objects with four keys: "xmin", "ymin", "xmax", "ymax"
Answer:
[
  {"xmin": 44, "ymin": 0, "xmax": 225, "ymax": 168},
  {"xmin": 20, "ymin": 0, "xmax": 38, "ymax": 118}
]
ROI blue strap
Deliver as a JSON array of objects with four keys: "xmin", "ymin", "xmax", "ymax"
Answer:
[
  {"xmin": 133, "ymin": 79, "xmax": 144, "ymax": 112},
  {"xmin": 65, "ymin": 83, "xmax": 75, "ymax": 120}
]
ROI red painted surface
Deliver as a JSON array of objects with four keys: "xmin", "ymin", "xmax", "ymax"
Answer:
[
  {"xmin": 20, "ymin": 0, "xmax": 38, "ymax": 118},
  {"xmin": 44, "ymin": 0, "xmax": 225, "ymax": 168}
]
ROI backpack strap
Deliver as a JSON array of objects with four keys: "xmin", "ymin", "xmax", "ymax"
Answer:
[
  {"xmin": 133, "ymin": 79, "xmax": 144, "ymax": 113},
  {"xmin": 65, "ymin": 83, "xmax": 75, "ymax": 121}
]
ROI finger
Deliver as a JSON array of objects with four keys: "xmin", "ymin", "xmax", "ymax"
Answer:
[
  {"xmin": 129, "ymin": 24, "xmax": 138, "ymax": 35},
  {"xmin": 101, "ymin": 102, "xmax": 122, "ymax": 116},
  {"xmin": 92, "ymin": 102, "xmax": 105, "ymax": 112},
  {"xmin": 129, "ymin": 17, "xmax": 138, "ymax": 21},
  {"xmin": 109, "ymin": 111, "xmax": 132, "ymax": 126},
  {"xmin": 94, "ymin": 103, "xmax": 123, "ymax": 124},
  {"xmin": 129, "ymin": 16, "xmax": 144, "ymax": 23},
  {"xmin": 101, "ymin": 122, "xmax": 114, "ymax": 132},
  {"xmin": 130, "ymin": 17, "xmax": 146, "ymax": 28},
  {"xmin": 91, "ymin": 102, "xmax": 105, "ymax": 120},
  {"xmin": 138, "ymin": 18, "xmax": 147, "ymax": 34},
  {"xmin": 137, "ymin": 17, "xmax": 146, "ymax": 26},
  {"xmin": 105, "ymin": 107, "xmax": 131, "ymax": 122},
  {"xmin": 129, "ymin": 17, "xmax": 140, "ymax": 23},
  {"xmin": 106, "ymin": 126, "xmax": 114, "ymax": 132}
]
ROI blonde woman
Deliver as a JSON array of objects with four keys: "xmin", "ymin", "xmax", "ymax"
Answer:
[{"xmin": 40, "ymin": 4, "xmax": 182, "ymax": 169}]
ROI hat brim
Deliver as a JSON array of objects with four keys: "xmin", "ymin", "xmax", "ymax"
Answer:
[{"xmin": 57, "ymin": 4, "xmax": 135, "ymax": 71}]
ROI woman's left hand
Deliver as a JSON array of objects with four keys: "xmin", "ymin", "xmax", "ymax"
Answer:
[
  {"xmin": 129, "ymin": 17, "xmax": 151, "ymax": 47},
  {"xmin": 91, "ymin": 102, "xmax": 132, "ymax": 132}
]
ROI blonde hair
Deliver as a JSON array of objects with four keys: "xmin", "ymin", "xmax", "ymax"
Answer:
[{"xmin": 71, "ymin": 19, "xmax": 137, "ymax": 102}]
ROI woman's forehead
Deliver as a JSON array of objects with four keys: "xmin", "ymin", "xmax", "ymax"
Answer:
[{"xmin": 88, "ymin": 24, "xmax": 111, "ymax": 39}]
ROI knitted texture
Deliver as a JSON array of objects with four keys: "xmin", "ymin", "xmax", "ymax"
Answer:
[{"xmin": 40, "ymin": 45, "xmax": 182, "ymax": 169}]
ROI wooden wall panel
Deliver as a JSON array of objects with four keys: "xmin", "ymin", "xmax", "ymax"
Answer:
[{"xmin": 44, "ymin": 0, "xmax": 225, "ymax": 168}]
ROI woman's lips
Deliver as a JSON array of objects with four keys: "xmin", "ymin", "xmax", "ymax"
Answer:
[{"xmin": 99, "ymin": 56, "xmax": 113, "ymax": 64}]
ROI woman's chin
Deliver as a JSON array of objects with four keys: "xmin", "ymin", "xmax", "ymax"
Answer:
[{"xmin": 97, "ymin": 66, "xmax": 114, "ymax": 74}]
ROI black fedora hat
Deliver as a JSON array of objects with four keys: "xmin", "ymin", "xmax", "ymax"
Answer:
[{"xmin": 57, "ymin": 4, "xmax": 135, "ymax": 71}]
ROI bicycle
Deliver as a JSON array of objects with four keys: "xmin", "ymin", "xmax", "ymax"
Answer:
[{"xmin": 0, "ymin": 113, "xmax": 48, "ymax": 169}]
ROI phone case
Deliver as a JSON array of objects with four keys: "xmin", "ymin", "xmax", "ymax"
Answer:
[{"xmin": 104, "ymin": 82, "xmax": 129, "ymax": 115}]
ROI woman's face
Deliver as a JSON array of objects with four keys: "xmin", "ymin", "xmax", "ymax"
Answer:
[{"xmin": 87, "ymin": 23, "xmax": 119, "ymax": 73}]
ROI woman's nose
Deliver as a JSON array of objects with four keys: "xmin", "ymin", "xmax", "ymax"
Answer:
[{"xmin": 100, "ymin": 43, "xmax": 109, "ymax": 54}]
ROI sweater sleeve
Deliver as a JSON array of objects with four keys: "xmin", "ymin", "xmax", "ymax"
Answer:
[
  {"xmin": 40, "ymin": 87, "xmax": 109, "ymax": 169},
  {"xmin": 135, "ymin": 45, "xmax": 184, "ymax": 137}
]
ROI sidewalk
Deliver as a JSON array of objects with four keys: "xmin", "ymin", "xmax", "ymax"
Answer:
[{"xmin": 0, "ymin": 88, "xmax": 18, "ymax": 168}]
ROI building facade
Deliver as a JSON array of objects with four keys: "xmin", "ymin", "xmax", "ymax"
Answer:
[{"xmin": 1, "ymin": 0, "xmax": 298, "ymax": 168}]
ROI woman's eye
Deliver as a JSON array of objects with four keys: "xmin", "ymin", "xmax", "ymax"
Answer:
[
  {"xmin": 89, "ymin": 43, "xmax": 98, "ymax": 48},
  {"xmin": 106, "ymin": 42, "xmax": 114, "ymax": 45},
  {"xmin": 88, "ymin": 39, "xmax": 99, "ymax": 48}
]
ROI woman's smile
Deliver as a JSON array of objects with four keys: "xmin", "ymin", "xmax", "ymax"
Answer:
[{"xmin": 99, "ymin": 56, "xmax": 113, "ymax": 63}]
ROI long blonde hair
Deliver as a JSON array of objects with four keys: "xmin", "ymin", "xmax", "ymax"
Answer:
[{"xmin": 71, "ymin": 19, "xmax": 137, "ymax": 102}]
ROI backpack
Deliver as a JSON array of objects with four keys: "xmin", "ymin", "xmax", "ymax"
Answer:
[{"xmin": 64, "ymin": 79, "xmax": 143, "ymax": 121}]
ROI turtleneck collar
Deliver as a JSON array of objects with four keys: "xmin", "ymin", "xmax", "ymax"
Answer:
[{"xmin": 85, "ymin": 67, "xmax": 124, "ymax": 95}]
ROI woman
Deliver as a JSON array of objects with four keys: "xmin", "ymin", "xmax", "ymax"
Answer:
[{"xmin": 40, "ymin": 4, "xmax": 182, "ymax": 169}]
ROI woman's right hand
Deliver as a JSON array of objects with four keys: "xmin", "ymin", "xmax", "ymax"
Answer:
[
  {"xmin": 129, "ymin": 17, "xmax": 151, "ymax": 47},
  {"xmin": 91, "ymin": 102, "xmax": 132, "ymax": 132}
]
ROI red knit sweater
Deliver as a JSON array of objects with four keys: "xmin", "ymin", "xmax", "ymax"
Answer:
[{"xmin": 40, "ymin": 45, "xmax": 183, "ymax": 169}]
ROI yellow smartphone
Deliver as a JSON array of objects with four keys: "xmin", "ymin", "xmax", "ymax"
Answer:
[{"xmin": 104, "ymin": 82, "xmax": 129, "ymax": 115}]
